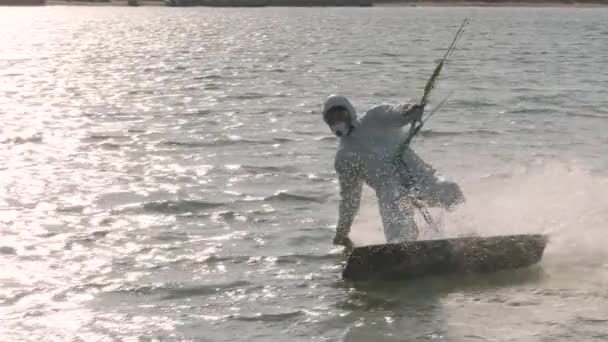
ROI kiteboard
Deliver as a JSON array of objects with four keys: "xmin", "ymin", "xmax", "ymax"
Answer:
[{"xmin": 343, "ymin": 234, "xmax": 548, "ymax": 281}]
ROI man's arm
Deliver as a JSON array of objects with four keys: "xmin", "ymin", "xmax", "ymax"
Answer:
[
  {"xmin": 367, "ymin": 103, "xmax": 425, "ymax": 127},
  {"xmin": 334, "ymin": 162, "xmax": 363, "ymax": 247}
]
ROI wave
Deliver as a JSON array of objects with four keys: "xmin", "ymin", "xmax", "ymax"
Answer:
[
  {"xmin": 1, "ymin": 134, "xmax": 43, "ymax": 145},
  {"xmin": 180, "ymin": 109, "xmax": 213, "ymax": 117},
  {"xmin": 275, "ymin": 253, "xmax": 337, "ymax": 264},
  {"xmin": 160, "ymin": 140, "xmax": 220, "ymax": 147},
  {"xmin": 449, "ymin": 99, "xmax": 498, "ymax": 108},
  {"xmin": 99, "ymin": 143, "xmax": 121, "ymax": 150},
  {"xmin": 567, "ymin": 112, "xmax": 607, "ymax": 119},
  {"xmin": 0, "ymin": 246, "xmax": 17, "ymax": 255},
  {"xmin": 190, "ymin": 255, "xmax": 252, "ymax": 265},
  {"xmin": 233, "ymin": 311, "xmax": 304, "ymax": 322},
  {"xmin": 161, "ymin": 137, "xmax": 279, "ymax": 148},
  {"xmin": 380, "ymin": 52, "xmax": 400, "ymax": 57},
  {"xmin": 141, "ymin": 200, "xmax": 225, "ymax": 214},
  {"xmin": 160, "ymin": 139, "xmax": 253, "ymax": 147},
  {"xmin": 315, "ymin": 136, "xmax": 337, "ymax": 142},
  {"xmin": 56, "ymin": 205, "xmax": 86, "ymax": 213},
  {"xmin": 226, "ymin": 93, "xmax": 267, "ymax": 100},
  {"xmin": 198, "ymin": 311, "xmax": 306, "ymax": 323},
  {"xmin": 126, "ymin": 89, "xmax": 155, "ymax": 95},
  {"xmin": 104, "ymin": 280, "xmax": 251, "ymax": 299},
  {"xmin": 286, "ymin": 235, "xmax": 333, "ymax": 246},
  {"xmin": 86, "ymin": 134, "xmax": 117, "ymax": 141},
  {"xmin": 419, "ymin": 130, "xmax": 461, "ymax": 138},
  {"xmin": 242, "ymin": 164, "xmax": 298, "ymax": 174},
  {"xmin": 127, "ymin": 128, "xmax": 146, "ymax": 133},
  {"xmin": 192, "ymin": 74, "xmax": 222, "ymax": 80},
  {"xmin": 263, "ymin": 191, "xmax": 328, "ymax": 204},
  {"xmin": 271, "ymin": 137, "xmax": 295, "ymax": 143},
  {"xmin": 173, "ymin": 253, "xmax": 336, "ymax": 267},
  {"xmin": 419, "ymin": 129, "xmax": 500, "ymax": 138},
  {"xmin": 161, "ymin": 280, "xmax": 251, "ymax": 300},
  {"xmin": 0, "ymin": 289, "xmax": 33, "ymax": 306},
  {"xmin": 576, "ymin": 316, "xmax": 608, "ymax": 324}
]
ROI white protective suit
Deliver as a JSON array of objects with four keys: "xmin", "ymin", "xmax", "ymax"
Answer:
[{"xmin": 323, "ymin": 95, "xmax": 465, "ymax": 243}]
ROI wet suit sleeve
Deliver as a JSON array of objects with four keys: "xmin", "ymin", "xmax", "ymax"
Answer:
[
  {"xmin": 366, "ymin": 103, "xmax": 420, "ymax": 127},
  {"xmin": 334, "ymin": 158, "xmax": 363, "ymax": 243}
]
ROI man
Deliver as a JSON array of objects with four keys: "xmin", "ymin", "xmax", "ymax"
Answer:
[{"xmin": 323, "ymin": 95, "xmax": 465, "ymax": 247}]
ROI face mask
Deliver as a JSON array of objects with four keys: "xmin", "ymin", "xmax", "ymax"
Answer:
[{"xmin": 330, "ymin": 122, "xmax": 349, "ymax": 137}]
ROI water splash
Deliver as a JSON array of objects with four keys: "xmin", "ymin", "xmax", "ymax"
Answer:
[
  {"xmin": 350, "ymin": 160, "xmax": 608, "ymax": 267},
  {"xmin": 446, "ymin": 161, "xmax": 608, "ymax": 267}
]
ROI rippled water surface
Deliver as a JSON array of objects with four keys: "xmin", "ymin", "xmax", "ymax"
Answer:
[{"xmin": 1, "ymin": 6, "xmax": 608, "ymax": 341}]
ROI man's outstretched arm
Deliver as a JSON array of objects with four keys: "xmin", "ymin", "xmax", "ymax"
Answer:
[{"xmin": 334, "ymin": 164, "xmax": 363, "ymax": 247}]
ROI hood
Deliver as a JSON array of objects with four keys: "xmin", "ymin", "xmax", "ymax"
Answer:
[{"xmin": 322, "ymin": 95, "xmax": 357, "ymax": 123}]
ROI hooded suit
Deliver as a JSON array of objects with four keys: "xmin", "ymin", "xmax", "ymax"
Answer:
[{"xmin": 323, "ymin": 95, "xmax": 464, "ymax": 243}]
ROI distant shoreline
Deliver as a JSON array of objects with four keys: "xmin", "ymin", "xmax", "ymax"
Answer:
[
  {"xmin": 38, "ymin": 0, "xmax": 608, "ymax": 7},
  {"xmin": 376, "ymin": 0, "xmax": 608, "ymax": 6},
  {"xmin": 43, "ymin": 0, "xmax": 164, "ymax": 6}
]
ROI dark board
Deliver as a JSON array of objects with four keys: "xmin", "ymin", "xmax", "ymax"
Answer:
[{"xmin": 343, "ymin": 234, "xmax": 548, "ymax": 281}]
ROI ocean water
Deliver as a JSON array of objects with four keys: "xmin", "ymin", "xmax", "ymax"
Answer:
[{"xmin": 1, "ymin": 5, "xmax": 608, "ymax": 341}]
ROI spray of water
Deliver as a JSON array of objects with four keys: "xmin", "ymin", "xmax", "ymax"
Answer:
[{"xmin": 350, "ymin": 160, "xmax": 608, "ymax": 269}]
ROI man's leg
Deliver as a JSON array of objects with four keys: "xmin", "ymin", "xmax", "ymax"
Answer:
[{"xmin": 378, "ymin": 191, "xmax": 418, "ymax": 243}]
